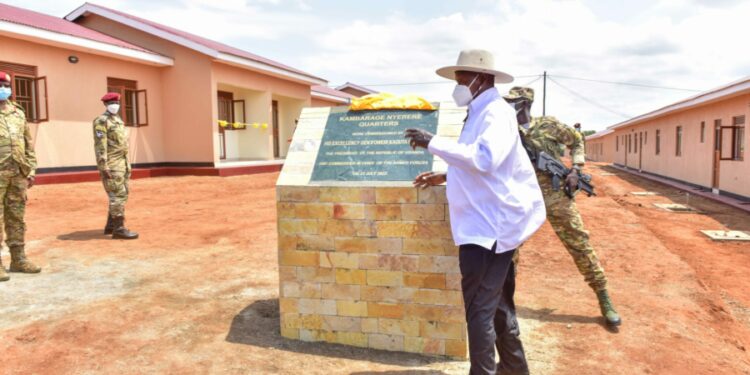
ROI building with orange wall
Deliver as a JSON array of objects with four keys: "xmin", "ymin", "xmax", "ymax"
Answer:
[
  {"xmin": 586, "ymin": 77, "xmax": 749, "ymax": 200},
  {"xmin": 1, "ymin": 2, "xmax": 351, "ymax": 180}
]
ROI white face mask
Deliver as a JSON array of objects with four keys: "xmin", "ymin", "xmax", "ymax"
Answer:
[
  {"xmin": 452, "ymin": 75, "xmax": 480, "ymax": 107},
  {"xmin": 107, "ymin": 104, "xmax": 120, "ymax": 114}
]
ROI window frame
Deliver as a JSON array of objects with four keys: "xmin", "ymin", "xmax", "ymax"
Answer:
[
  {"xmin": 675, "ymin": 126, "xmax": 683, "ymax": 157},
  {"xmin": 106, "ymin": 77, "xmax": 148, "ymax": 127},
  {"xmin": 656, "ymin": 129, "xmax": 661, "ymax": 155},
  {"xmin": 0, "ymin": 61, "xmax": 48, "ymax": 123}
]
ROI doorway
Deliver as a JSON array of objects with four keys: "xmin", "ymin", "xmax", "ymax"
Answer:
[
  {"xmin": 712, "ymin": 120, "xmax": 721, "ymax": 193},
  {"xmin": 272, "ymin": 100, "xmax": 280, "ymax": 158},
  {"xmin": 217, "ymin": 91, "xmax": 234, "ymax": 160}
]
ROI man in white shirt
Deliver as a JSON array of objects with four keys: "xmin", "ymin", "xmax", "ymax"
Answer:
[{"xmin": 405, "ymin": 49, "xmax": 546, "ymax": 375}]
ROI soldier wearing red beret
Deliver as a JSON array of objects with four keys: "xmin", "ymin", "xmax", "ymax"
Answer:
[
  {"xmin": 93, "ymin": 92, "xmax": 138, "ymax": 239},
  {"xmin": 0, "ymin": 71, "xmax": 41, "ymax": 281}
]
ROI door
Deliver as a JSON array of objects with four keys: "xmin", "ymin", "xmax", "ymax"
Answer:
[
  {"xmin": 217, "ymin": 91, "xmax": 234, "ymax": 160},
  {"xmin": 638, "ymin": 132, "xmax": 643, "ymax": 171},
  {"xmin": 272, "ymin": 100, "xmax": 280, "ymax": 158},
  {"xmin": 712, "ymin": 120, "xmax": 721, "ymax": 192}
]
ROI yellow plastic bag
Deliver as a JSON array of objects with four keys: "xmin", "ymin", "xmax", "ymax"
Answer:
[{"xmin": 349, "ymin": 93, "xmax": 436, "ymax": 111}]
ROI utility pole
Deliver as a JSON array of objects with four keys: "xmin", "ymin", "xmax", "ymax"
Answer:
[{"xmin": 542, "ymin": 71, "xmax": 547, "ymax": 116}]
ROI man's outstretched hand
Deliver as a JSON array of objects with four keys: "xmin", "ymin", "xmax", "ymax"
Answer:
[
  {"xmin": 404, "ymin": 128, "xmax": 434, "ymax": 150},
  {"xmin": 413, "ymin": 171, "xmax": 447, "ymax": 189}
]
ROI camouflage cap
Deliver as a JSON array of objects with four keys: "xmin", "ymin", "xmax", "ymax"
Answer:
[{"xmin": 503, "ymin": 86, "xmax": 534, "ymax": 103}]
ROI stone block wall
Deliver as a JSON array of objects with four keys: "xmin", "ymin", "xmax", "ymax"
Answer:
[{"xmin": 277, "ymin": 184, "xmax": 468, "ymax": 359}]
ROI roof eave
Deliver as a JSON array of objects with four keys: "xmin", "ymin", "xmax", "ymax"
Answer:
[
  {"xmin": 311, "ymin": 91, "xmax": 351, "ymax": 104},
  {"xmin": 0, "ymin": 19, "xmax": 173, "ymax": 66},
  {"xmin": 66, "ymin": 3, "xmax": 326, "ymax": 86}
]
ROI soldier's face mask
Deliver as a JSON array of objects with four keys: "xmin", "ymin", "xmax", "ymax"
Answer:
[
  {"xmin": 0, "ymin": 86, "xmax": 11, "ymax": 101},
  {"xmin": 107, "ymin": 103, "xmax": 121, "ymax": 114},
  {"xmin": 452, "ymin": 74, "xmax": 480, "ymax": 107}
]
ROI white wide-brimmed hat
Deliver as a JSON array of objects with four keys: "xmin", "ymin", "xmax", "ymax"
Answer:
[{"xmin": 436, "ymin": 49, "xmax": 514, "ymax": 83}]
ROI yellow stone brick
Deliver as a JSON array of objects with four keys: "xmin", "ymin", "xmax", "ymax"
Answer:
[
  {"xmin": 336, "ymin": 332, "xmax": 369, "ymax": 347},
  {"xmin": 362, "ymin": 318, "xmax": 379, "ymax": 333},
  {"xmin": 297, "ymin": 314, "xmax": 324, "ymax": 330},
  {"xmin": 420, "ymin": 321, "xmax": 466, "ymax": 340},
  {"xmin": 413, "ymin": 290, "xmax": 463, "ymax": 306},
  {"xmin": 280, "ymin": 327, "xmax": 299, "ymax": 340},
  {"xmin": 403, "ymin": 272, "xmax": 446, "ymax": 289},
  {"xmin": 279, "ymin": 298, "xmax": 299, "ymax": 314},
  {"xmin": 332, "ymin": 203, "xmax": 366, "ymax": 220},
  {"xmin": 402, "ymin": 238, "xmax": 456, "ymax": 256},
  {"xmin": 335, "ymin": 237, "xmax": 402, "ymax": 254},
  {"xmin": 445, "ymin": 339, "xmax": 469, "ymax": 358},
  {"xmin": 294, "ymin": 203, "xmax": 334, "ymax": 219},
  {"xmin": 364, "ymin": 204, "xmax": 402, "ymax": 220},
  {"xmin": 369, "ymin": 333, "xmax": 404, "ymax": 351},
  {"xmin": 319, "ymin": 187, "xmax": 375, "ymax": 203},
  {"xmin": 319, "ymin": 252, "xmax": 359, "ymax": 269},
  {"xmin": 279, "ymin": 250, "xmax": 319, "ymax": 267},
  {"xmin": 278, "ymin": 219, "xmax": 318, "ymax": 235},
  {"xmin": 281, "ymin": 282, "xmax": 321, "ymax": 298},
  {"xmin": 412, "ymin": 221, "xmax": 453, "ymax": 239},
  {"xmin": 376, "ymin": 221, "xmax": 417, "ymax": 238},
  {"xmin": 401, "ymin": 204, "xmax": 445, "ymax": 221},
  {"xmin": 321, "ymin": 284, "xmax": 361, "ymax": 300},
  {"xmin": 296, "ymin": 235, "xmax": 335, "ymax": 251},
  {"xmin": 404, "ymin": 305, "xmax": 465, "ymax": 323},
  {"xmin": 336, "ymin": 301, "xmax": 368, "ymax": 317},
  {"xmin": 277, "ymin": 186, "xmax": 319, "ymax": 202},
  {"xmin": 359, "ymin": 254, "xmax": 419, "ymax": 272},
  {"xmin": 375, "ymin": 187, "xmax": 418, "ymax": 203},
  {"xmin": 423, "ymin": 338, "xmax": 446, "ymax": 355},
  {"xmin": 378, "ymin": 319, "xmax": 420, "ymax": 337},
  {"xmin": 368, "ymin": 302, "xmax": 404, "ymax": 319},
  {"xmin": 360, "ymin": 286, "xmax": 400, "ymax": 303},
  {"xmin": 416, "ymin": 186, "xmax": 448, "ymax": 204},
  {"xmin": 418, "ymin": 256, "xmax": 460, "ymax": 274},
  {"xmin": 299, "ymin": 299, "xmax": 337, "ymax": 315},
  {"xmin": 335, "ymin": 269, "xmax": 367, "ymax": 285},
  {"xmin": 322, "ymin": 316, "xmax": 361, "ymax": 332},
  {"xmin": 404, "ymin": 336, "xmax": 424, "ymax": 353},
  {"xmin": 446, "ymin": 273, "xmax": 462, "ymax": 291},
  {"xmin": 296, "ymin": 267, "xmax": 335, "ymax": 283},
  {"xmin": 278, "ymin": 266, "xmax": 297, "ymax": 282},
  {"xmin": 319, "ymin": 220, "xmax": 374, "ymax": 237},
  {"xmin": 367, "ymin": 270, "xmax": 403, "ymax": 287},
  {"xmin": 280, "ymin": 313, "xmax": 301, "ymax": 329},
  {"xmin": 277, "ymin": 235, "xmax": 298, "ymax": 251},
  {"xmin": 277, "ymin": 202, "xmax": 296, "ymax": 218}
]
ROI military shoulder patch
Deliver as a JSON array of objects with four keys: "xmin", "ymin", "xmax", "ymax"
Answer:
[{"xmin": 96, "ymin": 130, "xmax": 104, "ymax": 138}]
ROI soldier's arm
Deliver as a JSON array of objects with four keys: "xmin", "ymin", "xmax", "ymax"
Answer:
[
  {"xmin": 23, "ymin": 119, "xmax": 37, "ymax": 177},
  {"xmin": 93, "ymin": 119, "xmax": 109, "ymax": 171}
]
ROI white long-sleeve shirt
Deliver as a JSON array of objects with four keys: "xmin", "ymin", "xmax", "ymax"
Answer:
[{"xmin": 428, "ymin": 88, "xmax": 547, "ymax": 253}]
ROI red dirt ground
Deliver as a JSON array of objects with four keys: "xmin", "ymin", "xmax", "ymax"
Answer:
[{"xmin": 1, "ymin": 164, "xmax": 749, "ymax": 374}]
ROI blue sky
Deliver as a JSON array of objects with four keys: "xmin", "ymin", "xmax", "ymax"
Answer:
[{"xmin": 19, "ymin": 0, "xmax": 750, "ymax": 131}]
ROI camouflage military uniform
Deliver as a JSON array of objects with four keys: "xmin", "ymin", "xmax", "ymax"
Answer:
[
  {"xmin": 93, "ymin": 113, "xmax": 131, "ymax": 218},
  {"xmin": 0, "ymin": 101, "xmax": 41, "ymax": 279},
  {"xmin": 522, "ymin": 116, "xmax": 607, "ymax": 292}
]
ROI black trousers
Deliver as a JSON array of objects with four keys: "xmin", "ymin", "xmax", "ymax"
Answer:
[{"xmin": 459, "ymin": 243, "xmax": 528, "ymax": 375}]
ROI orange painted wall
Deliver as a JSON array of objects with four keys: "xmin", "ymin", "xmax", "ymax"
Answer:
[
  {"xmin": 78, "ymin": 15, "xmax": 214, "ymax": 163},
  {"xmin": 585, "ymin": 133, "xmax": 615, "ymax": 163},
  {"xmin": 0, "ymin": 34, "xmax": 166, "ymax": 169},
  {"xmin": 593, "ymin": 93, "xmax": 749, "ymax": 198}
]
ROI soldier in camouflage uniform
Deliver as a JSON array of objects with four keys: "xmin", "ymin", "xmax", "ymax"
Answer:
[
  {"xmin": 0, "ymin": 71, "xmax": 41, "ymax": 281},
  {"xmin": 94, "ymin": 92, "xmax": 138, "ymax": 240},
  {"xmin": 503, "ymin": 86, "xmax": 621, "ymax": 327}
]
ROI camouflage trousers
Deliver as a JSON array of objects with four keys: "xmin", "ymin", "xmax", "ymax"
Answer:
[
  {"xmin": 515, "ymin": 173, "xmax": 608, "ymax": 292},
  {"xmin": 100, "ymin": 168, "xmax": 130, "ymax": 218},
  {"xmin": 0, "ymin": 172, "xmax": 28, "ymax": 248}
]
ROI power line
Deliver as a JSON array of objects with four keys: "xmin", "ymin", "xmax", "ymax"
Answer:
[
  {"xmin": 551, "ymin": 74, "xmax": 702, "ymax": 92},
  {"xmin": 548, "ymin": 77, "xmax": 632, "ymax": 119},
  {"xmin": 328, "ymin": 74, "xmax": 541, "ymax": 88}
]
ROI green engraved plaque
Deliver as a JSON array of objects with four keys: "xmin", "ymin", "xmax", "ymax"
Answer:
[{"xmin": 310, "ymin": 107, "xmax": 439, "ymax": 181}]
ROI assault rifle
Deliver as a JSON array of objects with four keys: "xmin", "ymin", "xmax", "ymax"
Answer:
[{"xmin": 535, "ymin": 151, "xmax": 596, "ymax": 198}]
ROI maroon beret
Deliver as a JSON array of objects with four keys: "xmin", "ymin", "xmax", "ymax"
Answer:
[
  {"xmin": 101, "ymin": 92, "xmax": 121, "ymax": 102},
  {"xmin": 0, "ymin": 71, "xmax": 10, "ymax": 83}
]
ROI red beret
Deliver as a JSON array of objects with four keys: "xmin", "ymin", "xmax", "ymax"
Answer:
[
  {"xmin": 101, "ymin": 92, "xmax": 121, "ymax": 102},
  {"xmin": 0, "ymin": 71, "xmax": 10, "ymax": 83}
]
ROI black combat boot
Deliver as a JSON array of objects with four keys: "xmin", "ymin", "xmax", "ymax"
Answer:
[
  {"xmin": 104, "ymin": 215, "xmax": 114, "ymax": 235},
  {"xmin": 597, "ymin": 289, "xmax": 622, "ymax": 327},
  {"xmin": 111, "ymin": 216, "xmax": 139, "ymax": 240}
]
